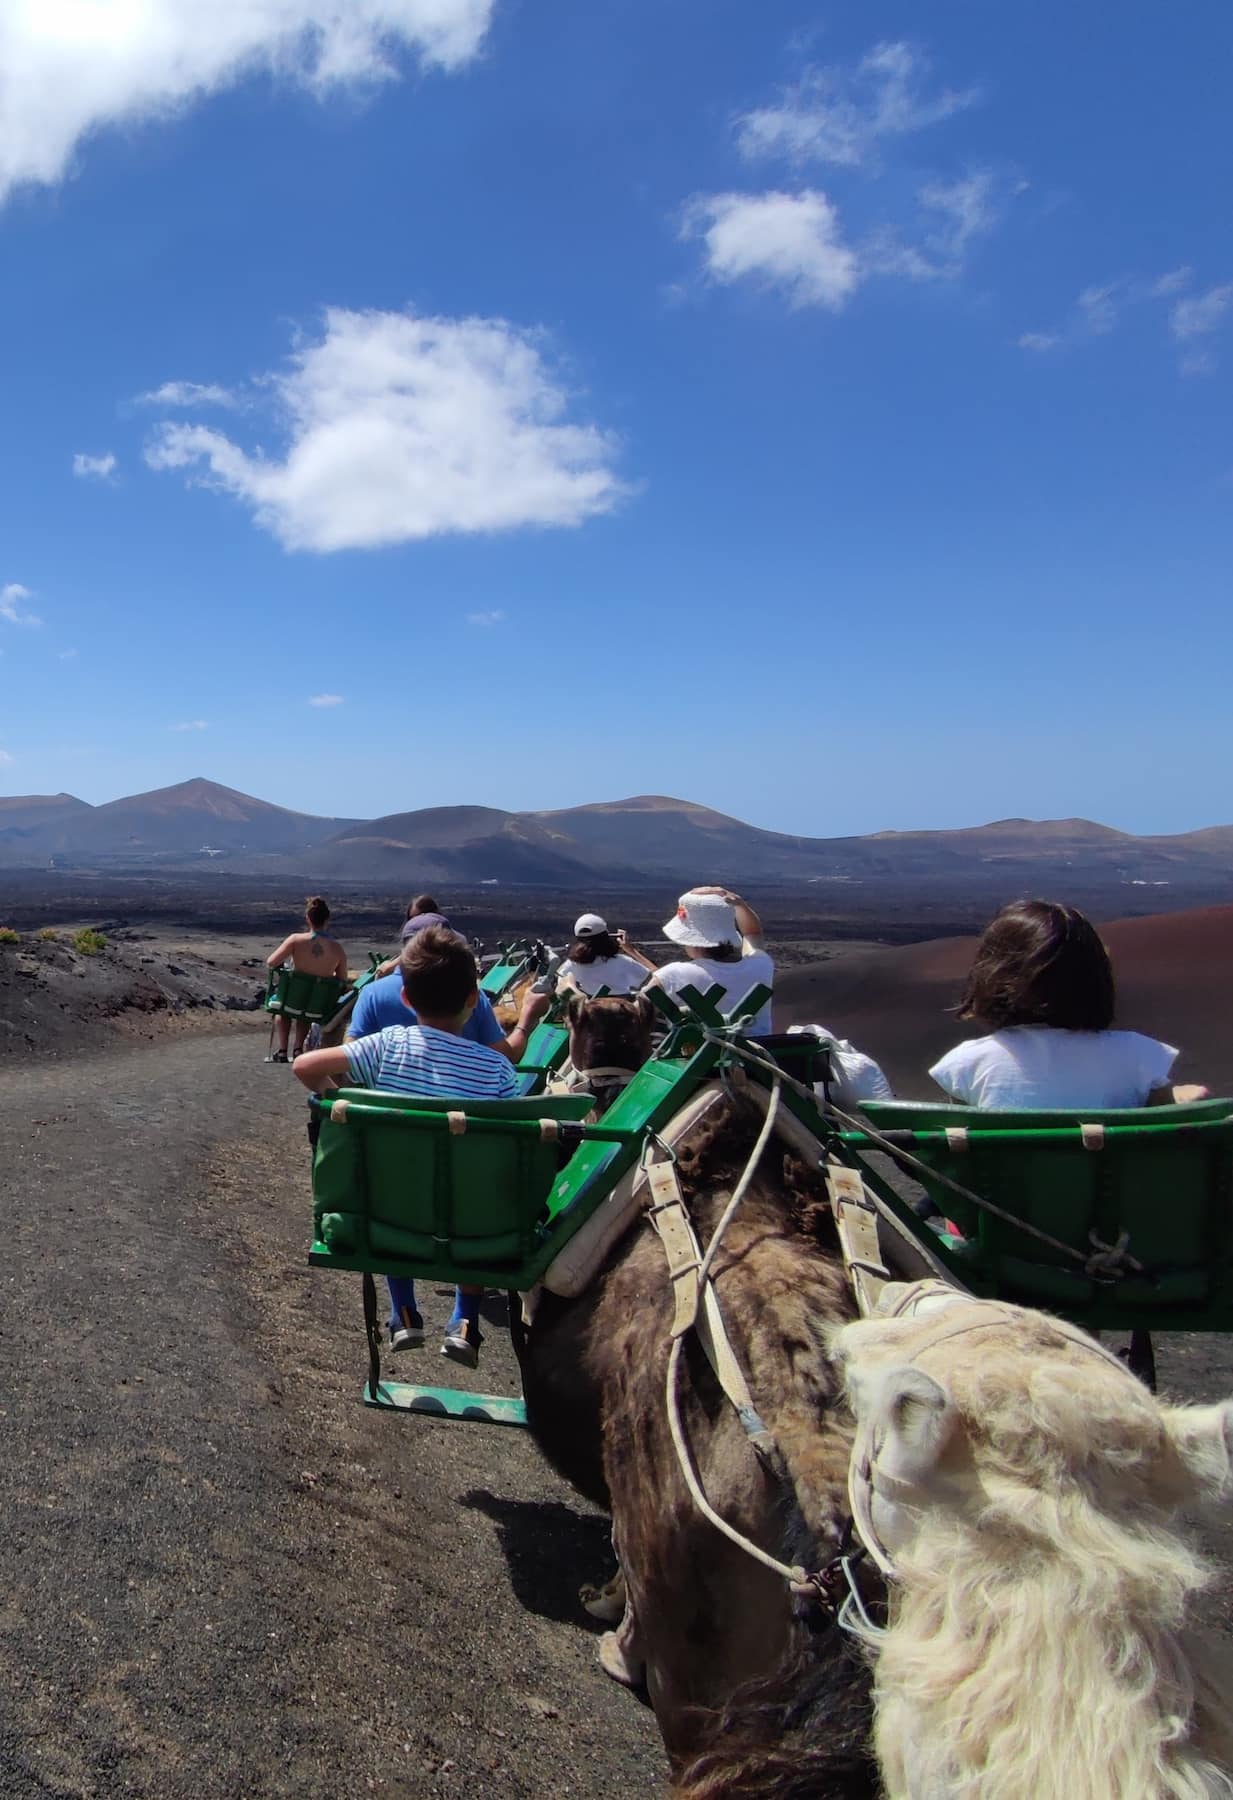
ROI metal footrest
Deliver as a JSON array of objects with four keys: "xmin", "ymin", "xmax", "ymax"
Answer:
[{"xmin": 362, "ymin": 1381, "xmax": 528, "ymax": 1428}]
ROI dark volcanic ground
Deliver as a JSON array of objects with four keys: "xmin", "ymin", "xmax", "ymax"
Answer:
[
  {"xmin": 0, "ymin": 1021, "xmax": 663, "ymax": 1798},
  {"xmin": 2, "ymin": 885, "xmax": 1233, "ymax": 1796}
]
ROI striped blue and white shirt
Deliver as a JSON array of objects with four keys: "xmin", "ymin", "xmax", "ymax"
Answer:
[{"xmin": 343, "ymin": 1023, "xmax": 517, "ymax": 1100}]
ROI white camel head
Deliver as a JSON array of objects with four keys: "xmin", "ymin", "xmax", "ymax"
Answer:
[{"xmin": 832, "ymin": 1283, "xmax": 1233, "ymax": 1800}]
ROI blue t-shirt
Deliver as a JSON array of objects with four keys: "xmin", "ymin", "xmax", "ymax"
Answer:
[
  {"xmin": 347, "ymin": 973, "xmax": 503, "ymax": 1046},
  {"xmin": 344, "ymin": 1024, "xmax": 518, "ymax": 1100}
]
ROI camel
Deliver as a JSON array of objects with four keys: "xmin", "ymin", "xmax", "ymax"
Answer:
[
  {"xmin": 833, "ymin": 1284, "xmax": 1233, "ymax": 1799},
  {"xmin": 517, "ymin": 995, "xmax": 884, "ymax": 1796}
]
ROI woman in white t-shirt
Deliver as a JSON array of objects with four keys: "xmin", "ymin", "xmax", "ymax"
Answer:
[
  {"xmin": 930, "ymin": 899, "xmax": 1207, "ymax": 1110},
  {"xmin": 645, "ymin": 887, "xmax": 775, "ymax": 1034},
  {"xmin": 556, "ymin": 913, "xmax": 655, "ymax": 998}
]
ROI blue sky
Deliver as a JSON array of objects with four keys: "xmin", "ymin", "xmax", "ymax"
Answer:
[{"xmin": 0, "ymin": 0, "xmax": 1229, "ymax": 837}]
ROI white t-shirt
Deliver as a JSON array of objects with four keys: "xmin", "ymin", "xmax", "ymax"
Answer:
[
  {"xmin": 654, "ymin": 947, "xmax": 775, "ymax": 1035},
  {"xmin": 557, "ymin": 953, "xmax": 648, "ymax": 998},
  {"xmin": 929, "ymin": 1026, "xmax": 1178, "ymax": 1110}
]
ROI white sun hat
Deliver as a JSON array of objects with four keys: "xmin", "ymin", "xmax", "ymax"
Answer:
[
  {"xmin": 574, "ymin": 912, "xmax": 609, "ymax": 938},
  {"xmin": 662, "ymin": 891, "xmax": 741, "ymax": 949}
]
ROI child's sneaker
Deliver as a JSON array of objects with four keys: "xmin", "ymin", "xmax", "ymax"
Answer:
[
  {"xmin": 390, "ymin": 1307, "xmax": 425, "ymax": 1353},
  {"xmin": 441, "ymin": 1321, "xmax": 481, "ymax": 1369}
]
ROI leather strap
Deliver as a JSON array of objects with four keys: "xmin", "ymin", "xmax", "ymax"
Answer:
[
  {"xmin": 647, "ymin": 1160, "xmax": 701, "ymax": 1338},
  {"xmin": 647, "ymin": 1157, "xmax": 783, "ymax": 1475},
  {"xmin": 826, "ymin": 1160, "xmax": 892, "ymax": 1316}
]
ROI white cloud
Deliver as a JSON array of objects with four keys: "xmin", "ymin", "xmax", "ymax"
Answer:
[
  {"xmin": 466, "ymin": 609, "xmax": 505, "ymax": 626},
  {"xmin": 170, "ymin": 719, "xmax": 209, "ymax": 731},
  {"xmin": 1077, "ymin": 282, "xmax": 1121, "ymax": 337},
  {"xmin": 0, "ymin": 1, "xmax": 495, "ymax": 205},
  {"xmin": 737, "ymin": 40, "xmax": 978, "ymax": 170},
  {"xmin": 1171, "ymin": 283, "xmax": 1233, "ymax": 341},
  {"xmin": 684, "ymin": 190, "xmax": 859, "ymax": 311},
  {"xmin": 58, "ymin": 648, "xmax": 79, "ymax": 662},
  {"xmin": 1019, "ymin": 272, "xmax": 1232, "ymax": 373},
  {"xmin": 138, "ymin": 381, "xmax": 238, "ymax": 409},
  {"xmin": 0, "ymin": 749, "xmax": 13, "ymax": 768},
  {"xmin": 867, "ymin": 170, "xmax": 1001, "ymax": 282},
  {"xmin": 1150, "ymin": 267, "xmax": 1192, "ymax": 299},
  {"xmin": 145, "ymin": 307, "xmax": 626, "ymax": 552},
  {"xmin": 0, "ymin": 582, "xmax": 39, "ymax": 625},
  {"xmin": 308, "ymin": 693, "xmax": 344, "ymax": 707},
  {"xmin": 72, "ymin": 451, "xmax": 117, "ymax": 480},
  {"xmin": 918, "ymin": 171, "xmax": 998, "ymax": 266}
]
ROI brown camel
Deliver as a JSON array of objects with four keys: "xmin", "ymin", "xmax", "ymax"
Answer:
[{"xmin": 517, "ymin": 996, "xmax": 883, "ymax": 1796}]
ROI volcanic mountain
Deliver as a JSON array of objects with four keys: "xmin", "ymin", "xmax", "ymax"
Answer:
[
  {"xmin": 8, "ymin": 778, "xmax": 359, "ymax": 858},
  {"xmin": 2, "ymin": 780, "xmax": 1233, "ymax": 902},
  {"xmin": 0, "ymin": 792, "xmax": 91, "ymax": 839}
]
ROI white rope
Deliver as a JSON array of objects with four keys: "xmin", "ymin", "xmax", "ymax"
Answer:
[{"xmin": 663, "ymin": 1075, "xmax": 807, "ymax": 1586}]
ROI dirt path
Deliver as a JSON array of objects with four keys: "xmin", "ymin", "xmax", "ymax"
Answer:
[{"xmin": 0, "ymin": 1021, "xmax": 663, "ymax": 1798}]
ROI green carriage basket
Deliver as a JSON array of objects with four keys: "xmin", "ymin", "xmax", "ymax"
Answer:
[
  {"xmin": 265, "ymin": 965, "xmax": 352, "ymax": 1025},
  {"xmin": 847, "ymin": 1097, "xmax": 1233, "ymax": 1334},
  {"xmin": 479, "ymin": 939, "xmax": 548, "ymax": 1004},
  {"xmin": 308, "ymin": 1034, "xmax": 728, "ymax": 1420}
]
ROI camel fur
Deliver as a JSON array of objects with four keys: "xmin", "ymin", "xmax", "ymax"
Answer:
[
  {"xmin": 518, "ymin": 1000, "xmax": 879, "ymax": 1794},
  {"xmin": 834, "ymin": 1289, "xmax": 1233, "ymax": 1799}
]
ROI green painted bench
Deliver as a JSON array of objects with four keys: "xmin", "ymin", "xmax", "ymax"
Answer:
[
  {"xmin": 480, "ymin": 940, "xmax": 549, "ymax": 1003},
  {"xmin": 848, "ymin": 1098, "xmax": 1233, "ymax": 1332},
  {"xmin": 265, "ymin": 966, "xmax": 352, "ymax": 1025},
  {"xmin": 308, "ymin": 1037, "xmax": 720, "ymax": 1293}
]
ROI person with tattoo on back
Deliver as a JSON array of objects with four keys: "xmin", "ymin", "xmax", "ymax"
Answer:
[{"xmin": 265, "ymin": 896, "xmax": 349, "ymax": 1063}]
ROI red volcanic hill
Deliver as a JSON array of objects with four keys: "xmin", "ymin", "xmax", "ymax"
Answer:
[{"xmin": 776, "ymin": 905, "xmax": 1230, "ymax": 1099}]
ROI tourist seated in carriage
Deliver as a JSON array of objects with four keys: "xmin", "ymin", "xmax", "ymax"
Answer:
[
  {"xmin": 930, "ymin": 899, "xmax": 1209, "ymax": 1108},
  {"xmin": 555, "ymin": 912, "xmax": 655, "ymax": 998},
  {"xmin": 293, "ymin": 925, "xmax": 518, "ymax": 1370},
  {"xmin": 345, "ymin": 935, "xmax": 549, "ymax": 1063},
  {"xmin": 399, "ymin": 892, "xmax": 453, "ymax": 941},
  {"xmin": 367, "ymin": 893, "xmax": 457, "ymax": 979},
  {"xmin": 265, "ymin": 896, "xmax": 349, "ymax": 1063},
  {"xmin": 643, "ymin": 887, "xmax": 774, "ymax": 1033}
]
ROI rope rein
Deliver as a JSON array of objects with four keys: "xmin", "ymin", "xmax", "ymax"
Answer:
[
  {"xmin": 701, "ymin": 1031, "xmax": 1147, "ymax": 1282},
  {"xmin": 661, "ymin": 1074, "xmax": 813, "ymax": 1587}
]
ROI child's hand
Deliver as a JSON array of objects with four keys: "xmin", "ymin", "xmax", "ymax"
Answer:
[{"xmin": 1172, "ymin": 1083, "xmax": 1210, "ymax": 1104}]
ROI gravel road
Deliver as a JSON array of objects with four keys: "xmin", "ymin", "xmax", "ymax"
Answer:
[{"xmin": 0, "ymin": 1020, "xmax": 663, "ymax": 1798}]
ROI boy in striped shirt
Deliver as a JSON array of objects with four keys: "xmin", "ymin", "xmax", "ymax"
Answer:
[{"xmin": 295, "ymin": 925, "xmax": 516, "ymax": 1368}]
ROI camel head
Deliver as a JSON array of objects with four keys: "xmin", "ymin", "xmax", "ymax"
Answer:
[
  {"xmin": 565, "ymin": 991, "xmax": 654, "ymax": 1076},
  {"xmin": 833, "ymin": 1284, "xmax": 1233, "ymax": 1568},
  {"xmin": 831, "ymin": 1283, "xmax": 1233, "ymax": 1799}
]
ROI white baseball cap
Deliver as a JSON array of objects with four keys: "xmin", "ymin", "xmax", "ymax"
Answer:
[
  {"xmin": 662, "ymin": 891, "xmax": 741, "ymax": 949},
  {"xmin": 574, "ymin": 912, "xmax": 609, "ymax": 938}
]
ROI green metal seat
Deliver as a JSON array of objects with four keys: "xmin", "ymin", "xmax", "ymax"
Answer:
[
  {"xmin": 265, "ymin": 966, "xmax": 351, "ymax": 1024},
  {"xmin": 849, "ymin": 1098, "xmax": 1233, "ymax": 1331},
  {"xmin": 511, "ymin": 1020, "xmax": 571, "ymax": 1095},
  {"xmin": 308, "ymin": 1037, "xmax": 721, "ymax": 1291},
  {"xmin": 480, "ymin": 940, "xmax": 547, "ymax": 1003}
]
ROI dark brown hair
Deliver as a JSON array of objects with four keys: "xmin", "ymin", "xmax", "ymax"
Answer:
[
  {"xmin": 694, "ymin": 939, "xmax": 742, "ymax": 964},
  {"xmin": 569, "ymin": 931, "xmax": 622, "ymax": 964},
  {"xmin": 957, "ymin": 899, "xmax": 1115, "ymax": 1032},
  {"xmin": 305, "ymin": 895, "xmax": 331, "ymax": 930},
  {"xmin": 406, "ymin": 893, "xmax": 440, "ymax": 921},
  {"xmin": 399, "ymin": 925, "xmax": 478, "ymax": 1018}
]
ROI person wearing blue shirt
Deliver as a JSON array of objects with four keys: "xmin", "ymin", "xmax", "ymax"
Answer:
[
  {"xmin": 302, "ymin": 926, "xmax": 548, "ymax": 1369},
  {"xmin": 346, "ymin": 969, "xmax": 545, "ymax": 1062}
]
